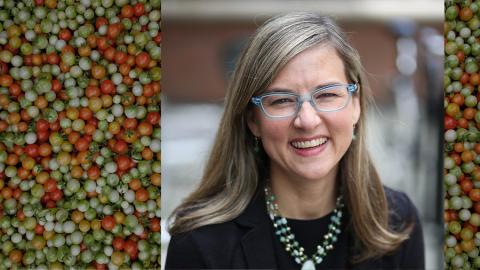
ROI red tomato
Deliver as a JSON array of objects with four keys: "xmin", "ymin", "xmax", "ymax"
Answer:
[
  {"xmin": 36, "ymin": 119, "xmax": 50, "ymax": 132},
  {"xmin": 103, "ymin": 47, "xmax": 116, "ymax": 61},
  {"xmin": 113, "ymin": 140, "xmax": 128, "ymax": 154},
  {"xmin": 87, "ymin": 166, "xmax": 100, "ymax": 180},
  {"xmin": 121, "ymin": 5, "xmax": 134, "ymax": 18},
  {"xmin": 135, "ymin": 52, "xmax": 150, "ymax": 68},
  {"xmin": 34, "ymin": 224, "xmax": 45, "ymax": 235},
  {"xmin": 470, "ymin": 189, "xmax": 480, "ymax": 202},
  {"xmin": 0, "ymin": 61, "xmax": 9, "ymax": 74},
  {"xmin": 79, "ymin": 107, "xmax": 93, "ymax": 121},
  {"xmin": 117, "ymin": 156, "xmax": 131, "ymax": 171},
  {"xmin": 146, "ymin": 112, "xmax": 160, "ymax": 125},
  {"xmin": 124, "ymin": 118, "xmax": 138, "ymax": 129},
  {"xmin": 75, "ymin": 137, "xmax": 90, "ymax": 152},
  {"xmin": 50, "ymin": 188, "xmax": 63, "ymax": 201},
  {"xmin": 47, "ymin": 53, "xmax": 60, "ymax": 65},
  {"xmin": 100, "ymin": 79, "xmax": 115, "ymax": 95},
  {"xmin": 49, "ymin": 120, "xmax": 60, "ymax": 131},
  {"xmin": 124, "ymin": 240, "xmax": 138, "ymax": 259},
  {"xmin": 107, "ymin": 23, "xmax": 123, "ymax": 40},
  {"xmin": 115, "ymin": 51, "xmax": 128, "ymax": 65},
  {"xmin": 112, "ymin": 237, "xmax": 125, "ymax": 250},
  {"xmin": 24, "ymin": 144, "xmax": 39, "ymax": 158},
  {"xmin": 44, "ymin": 179, "xmax": 57, "ymax": 193},
  {"xmin": 0, "ymin": 74, "xmax": 12, "ymax": 87},
  {"xmin": 445, "ymin": 115, "xmax": 457, "ymax": 130},
  {"xmin": 95, "ymin": 17, "xmax": 108, "ymax": 29},
  {"xmin": 37, "ymin": 130, "xmax": 50, "ymax": 142},
  {"xmin": 135, "ymin": 189, "xmax": 149, "ymax": 202},
  {"xmin": 154, "ymin": 32, "xmax": 162, "ymax": 44},
  {"xmin": 102, "ymin": 216, "xmax": 116, "ymax": 231},
  {"xmin": 59, "ymin": 29, "xmax": 72, "ymax": 41},
  {"xmin": 137, "ymin": 122, "xmax": 153, "ymax": 136},
  {"xmin": 474, "ymin": 202, "xmax": 480, "ymax": 214},
  {"xmin": 86, "ymin": 85, "xmax": 101, "ymax": 97},
  {"xmin": 150, "ymin": 218, "xmax": 160, "ymax": 232},
  {"xmin": 461, "ymin": 179, "xmax": 474, "ymax": 193},
  {"xmin": 133, "ymin": 3, "xmax": 145, "ymax": 17},
  {"xmin": 457, "ymin": 118, "xmax": 468, "ymax": 129},
  {"xmin": 51, "ymin": 79, "xmax": 62, "ymax": 91}
]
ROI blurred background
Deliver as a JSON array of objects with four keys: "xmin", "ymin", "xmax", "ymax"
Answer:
[{"xmin": 161, "ymin": 0, "xmax": 444, "ymax": 269}]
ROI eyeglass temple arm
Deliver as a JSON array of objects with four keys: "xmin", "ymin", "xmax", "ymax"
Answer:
[
  {"xmin": 251, "ymin": 97, "xmax": 262, "ymax": 105},
  {"xmin": 347, "ymin": 84, "xmax": 359, "ymax": 93}
]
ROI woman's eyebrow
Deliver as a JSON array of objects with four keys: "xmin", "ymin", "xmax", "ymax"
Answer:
[{"xmin": 264, "ymin": 82, "xmax": 344, "ymax": 94}]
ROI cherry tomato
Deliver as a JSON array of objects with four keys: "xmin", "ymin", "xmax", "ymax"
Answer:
[
  {"xmin": 135, "ymin": 189, "xmax": 149, "ymax": 202},
  {"xmin": 124, "ymin": 240, "xmax": 138, "ymax": 259},
  {"xmin": 137, "ymin": 122, "xmax": 153, "ymax": 136},
  {"xmin": 121, "ymin": 5, "xmax": 134, "ymax": 18},
  {"xmin": 470, "ymin": 189, "xmax": 480, "ymax": 202},
  {"xmin": 75, "ymin": 137, "xmax": 90, "ymax": 152},
  {"xmin": 112, "ymin": 237, "xmax": 125, "ymax": 251},
  {"xmin": 102, "ymin": 216, "xmax": 116, "ymax": 231},
  {"xmin": 91, "ymin": 65, "xmax": 106, "ymax": 80},
  {"xmin": 135, "ymin": 52, "xmax": 151, "ymax": 69},
  {"xmin": 146, "ymin": 112, "xmax": 160, "ymax": 125},
  {"xmin": 100, "ymin": 79, "xmax": 115, "ymax": 95},
  {"xmin": 59, "ymin": 29, "xmax": 72, "ymax": 41},
  {"xmin": 117, "ymin": 155, "xmax": 131, "ymax": 171},
  {"xmin": 113, "ymin": 140, "xmax": 128, "ymax": 154},
  {"xmin": 107, "ymin": 23, "xmax": 123, "ymax": 40},
  {"xmin": 133, "ymin": 3, "xmax": 145, "ymax": 17}
]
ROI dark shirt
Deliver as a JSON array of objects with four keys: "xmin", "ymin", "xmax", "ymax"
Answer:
[
  {"xmin": 166, "ymin": 186, "xmax": 425, "ymax": 269},
  {"xmin": 274, "ymin": 213, "xmax": 349, "ymax": 269}
]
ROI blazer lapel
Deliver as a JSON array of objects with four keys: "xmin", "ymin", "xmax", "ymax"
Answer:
[{"xmin": 234, "ymin": 189, "xmax": 277, "ymax": 269}]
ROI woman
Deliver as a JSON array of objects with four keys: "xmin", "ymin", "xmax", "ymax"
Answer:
[{"xmin": 166, "ymin": 12, "xmax": 424, "ymax": 269}]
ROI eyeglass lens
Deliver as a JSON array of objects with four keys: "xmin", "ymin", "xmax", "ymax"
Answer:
[{"xmin": 261, "ymin": 85, "xmax": 350, "ymax": 117}]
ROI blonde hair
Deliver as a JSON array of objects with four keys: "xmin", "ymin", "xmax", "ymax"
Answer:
[{"xmin": 168, "ymin": 12, "xmax": 410, "ymax": 262}]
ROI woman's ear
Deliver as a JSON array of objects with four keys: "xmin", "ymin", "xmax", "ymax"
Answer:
[
  {"xmin": 352, "ymin": 94, "xmax": 361, "ymax": 125},
  {"xmin": 246, "ymin": 110, "xmax": 261, "ymax": 137}
]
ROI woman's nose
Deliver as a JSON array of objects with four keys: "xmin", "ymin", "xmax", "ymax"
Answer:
[{"xmin": 293, "ymin": 100, "xmax": 322, "ymax": 129}]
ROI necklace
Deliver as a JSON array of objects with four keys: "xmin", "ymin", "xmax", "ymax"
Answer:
[{"xmin": 264, "ymin": 186, "xmax": 344, "ymax": 270}]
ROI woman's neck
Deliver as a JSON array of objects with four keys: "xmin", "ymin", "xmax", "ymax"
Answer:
[{"xmin": 269, "ymin": 169, "xmax": 338, "ymax": 220}]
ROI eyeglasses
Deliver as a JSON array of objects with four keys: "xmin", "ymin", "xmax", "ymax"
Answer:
[{"xmin": 251, "ymin": 83, "xmax": 358, "ymax": 119}]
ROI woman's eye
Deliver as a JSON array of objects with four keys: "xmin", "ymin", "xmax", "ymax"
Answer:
[
  {"xmin": 316, "ymin": 92, "xmax": 338, "ymax": 99},
  {"xmin": 269, "ymin": 97, "xmax": 296, "ymax": 105}
]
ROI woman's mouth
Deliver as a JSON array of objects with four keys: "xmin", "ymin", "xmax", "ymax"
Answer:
[{"xmin": 290, "ymin": 137, "xmax": 328, "ymax": 149}]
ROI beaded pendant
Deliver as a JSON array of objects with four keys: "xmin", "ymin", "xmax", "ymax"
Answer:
[{"xmin": 265, "ymin": 186, "xmax": 344, "ymax": 270}]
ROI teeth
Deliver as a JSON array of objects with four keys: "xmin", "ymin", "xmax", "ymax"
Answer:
[{"xmin": 291, "ymin": 138, "xmax": 327, "ymax": 149}]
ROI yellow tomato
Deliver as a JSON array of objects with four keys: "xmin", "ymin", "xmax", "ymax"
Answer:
[
  {"xmin": 22, "ymin": 156, "xmax": 35, "ymax": 170},
  {"xmin": 88, "ymin": 97, "xmax": 103, "ymax": 112},
  {"xmin": 56, "ymin": 151, "xmax": 71, "ymax": 166},
  {"xmin": 79, "ymin": 220, "xmax": 90, "ymax": 232},
  {"xmin": 91, "ymin": 220, "xmax": 101, "ymax": 231},
  {"xmin": 66, "ymin": 107, "xmax": 79, "ymax": 120}
]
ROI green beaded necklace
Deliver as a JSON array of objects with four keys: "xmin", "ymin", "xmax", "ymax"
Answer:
[{"xmin": 265, "ymin": 186, "xmax": 344, "ymax": 270}]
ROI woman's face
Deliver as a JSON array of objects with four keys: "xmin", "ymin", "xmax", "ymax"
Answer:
[{"xmin": 248, "ymin": 44, "xmax": 361, "ymax": 183}]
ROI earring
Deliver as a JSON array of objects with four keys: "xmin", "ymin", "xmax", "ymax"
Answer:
[
  {"xmin": 254, "ymin": 136, "xmax": 260, "ymax": 152},
  {"xmin": 352, "ymin": 124, "xmax": 356, "ymax": 140}
]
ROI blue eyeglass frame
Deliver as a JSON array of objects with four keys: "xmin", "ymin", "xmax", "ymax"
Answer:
[{"xmin": 250, "ymin": 83, "xmax": 358, "ymax": 119}]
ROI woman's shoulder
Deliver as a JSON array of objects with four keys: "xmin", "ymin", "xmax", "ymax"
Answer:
[
  {"xmin": 383, "ymin": 185, "xmax": 419, "ymax": 228},
  {"xmin": 166, "ymin": 220, "xmax": 247, "ymax": 269}
]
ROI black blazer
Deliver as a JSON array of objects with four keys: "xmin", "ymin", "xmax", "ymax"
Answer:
[{"xmin": 166, "ymin": 186, "xmax": 425, "ymax": 269}]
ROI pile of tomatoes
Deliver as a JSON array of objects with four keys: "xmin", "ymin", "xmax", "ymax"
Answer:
[
  {"xmin": 445, "ymin": 0, "xmax": 480, "ymax": 269},
  {"xmin": 0, "ymin": 0, "xmax": 161, "ymax": 269}
]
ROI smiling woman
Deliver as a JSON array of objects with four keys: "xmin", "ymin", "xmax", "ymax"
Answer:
[{"xmin": 166, "ymin": 12, "xmax": 424, "ymax": 270}]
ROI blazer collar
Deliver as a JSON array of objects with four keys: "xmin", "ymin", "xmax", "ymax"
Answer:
[
  {"xmin": 232, "ymin": 187, "xmax": 383, "ymax": 270},
  {"xmin": 234, "ymin": 188, "xmax": 278, "ymax": 269}
]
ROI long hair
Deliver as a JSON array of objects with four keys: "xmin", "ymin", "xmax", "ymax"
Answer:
[{"xmin": 168, "ymin": 12, "xmax": 410, "ymax": 262}]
